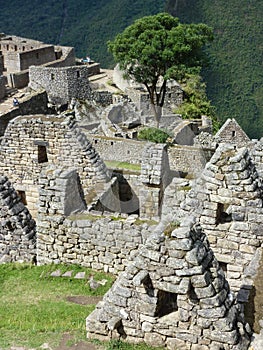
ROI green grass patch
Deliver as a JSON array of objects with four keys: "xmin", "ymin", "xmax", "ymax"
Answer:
[
  {"xmin": 105, "ymin": 160, "xmax": 141, "ymax": 171},
  {"xmin": 164, "ymin": 221, "xmax": 181, "ymax": 237},
  {"xmin": 94, "ymin": 339, "xmax": 164, "ymax": 350},
  {"xmin": 0, "ymin": 263, "xmax": 114, "ymax": 349}
]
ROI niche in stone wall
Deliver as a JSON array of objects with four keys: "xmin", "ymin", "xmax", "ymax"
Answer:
[
  {"xmin": 155, "ymin": 290, "xmax": 178, "ymax": 317},
  {"xmin": 216, "ymin": 203, "xmax": 232, "ymax": 224},
  {"xmin": 17, "ymin": 190, "xmax": 27, "ymax": 205},
  {"xmin": 219, "ymin": 261, "xmax": 228, "ymax": 273}
]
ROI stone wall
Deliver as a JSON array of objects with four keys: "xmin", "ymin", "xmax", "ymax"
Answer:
[
  {"xmin": 90, "ymin": 135, "xmax": 147, "ymax": 164},
  {"xmin": 5, "ymin": 46, "xmax": 56, "ymax": 73},
  {"xmin": 173, "ymin": 144, "xmax": 263, "ymax": 297},
  {"xmin": 37, "ymin": 212, "xmax": 152, "ymax": 274},
  {"xmin": 0, "ymin": 52, "xmax": 4, "ymax": 74},
  {"xmin": 86, "ymin": 218, "xmax": 250, "ymax": 350},
  {"xmin": 0, "ymin": 75, "xmax": 5, "ymax": 100},
  {"xmin": 36, "ymin": 166, "xmax": 153, "ymax": 273},
  {"xmin": 0, "ymin": 90, "xmax": 50, "ymax": 136},
  {"xmin": 140, "ymin": 143, "xmax": 172, "ymax": 220},
  {"xmin": 168, "ymin": 144, "xmax": 212, "ymax": 177},
  {"xmin": 250, "ymin": 139, "xmax": 263, "ymax": 178},
  {"xmin": 0, "ymin": 175, "xmax": 36, "ymax": 263},
  {"xmin": 0, "ymin": 113, "xmax": 110, "ymax": 217},
  {"xmin": 215, "ymin": 118, "xmax": 250, "ymax": 147},
  {"xmin": 7, "ymin": 70, "xmax": 30, "ymax": 89},
  {"xmin": 29, "ymin": 66, "xmax": 92, "ymax": 105}
]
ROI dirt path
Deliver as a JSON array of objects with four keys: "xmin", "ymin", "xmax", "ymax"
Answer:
[{"xmin": 55, "ymin": 333, "xmax": 100, "ymax": 350}]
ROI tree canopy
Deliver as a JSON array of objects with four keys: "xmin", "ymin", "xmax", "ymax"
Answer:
[{"xmin": 108, "ymin": 12, "xmax": 213, "ymax": 126}]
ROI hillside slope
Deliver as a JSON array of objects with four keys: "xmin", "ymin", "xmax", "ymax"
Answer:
[
  {"xmin": 0, "ymin": 0, "xmax": 165, "ymax": 67},
  {"xmin": 0, "ymin": 0, "xmax": 262, "ymax": 138},
  {"xmin": 166, "ymin": 0, "xmax": 263, "ymax": 138}
]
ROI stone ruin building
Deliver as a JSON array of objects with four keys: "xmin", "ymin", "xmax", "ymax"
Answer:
[
  {"xmin": 1, "ymin": 33, "xmax": 263, "ymax": 349},
  {"xmin": 0, "ymin": 175, "xmax": 36, "ymax": 263},
  {"xmin": 0, "ymin": 33, "xmax": 75, "ymax": 89},
  {"xmin": 86, "ymin": 217, "xmax": 251, "ymax": 350}
]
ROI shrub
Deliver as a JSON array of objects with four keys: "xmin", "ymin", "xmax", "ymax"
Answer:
[{"xmin": 138, "ymin": 127, "xmax": 170, "ymax": 143}]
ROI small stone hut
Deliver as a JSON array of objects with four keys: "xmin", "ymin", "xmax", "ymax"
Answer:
[{"xmin": 86, "ymin": 217, "xmax": 251, "ymax": 349}]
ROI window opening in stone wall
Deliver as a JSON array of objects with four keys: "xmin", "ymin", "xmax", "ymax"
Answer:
[
  {"xmin": 76, "ymin": 70, "xmax": 80, "ymax": 78},
  {"xmin": 36, "ymin": 52, "xmax": 39, "ymax": 59},
  {"xmin": 154, "ymin": 290, "xmax": 178, "ymax": 317},
  {"xmin": 232, "ymin": 130, "xmax": 236, "ymax": 137},
  {"xmin": 17, "ymin": 190, "xmax": 27, "ymax": 205},
  {"xmin": 94, "ymin": 139, "xmax": 98, "ymax": 144},
  {"xmin": 38, "ymin": 145, "xmax": 48, "ymax": 163},
  {"xmin": 111, "ymin": 141, "xmax": 114, "ymax": 146},
  {"xmin": 51, "ymin": 73, "xmax": 54, "ymax": 80},
  {"xmin": 14, "ymin": 45, "xmax": 17, "ymax": 51},
  {"xmin": 216, "ymin": 203, "xmax": 232, "ymax": 224},
  {"xmin": 22, "ymin": 46, "xmax": 25, "ymax": 51}
]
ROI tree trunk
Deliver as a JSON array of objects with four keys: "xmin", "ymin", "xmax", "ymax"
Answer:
[{"xmin": 151, "ymin": 103, "xmax": 162, "ymax": 128}]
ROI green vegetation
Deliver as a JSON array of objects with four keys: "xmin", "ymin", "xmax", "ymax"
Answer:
[
  {"xmin": 108, "ymin": 13, "xmax": 213, "ymax": 126},
  {"xmin": 0, "ymin": 263, "xmax": 165, "ymax": 350},
  {"xmin": 0, "ymin": 0, "xmax": 262, "ymax": 137},
  {"xmin": 104, "ymin": 339, "xmax": 164, "ymax": 350},
  {"xmin": 166, "ymin": 0, "xmax": 263, "ymax": 138},
  {"xmin": 138, "ymin": 127, "xmax": 170, "ymax": 143},
  {"xmin": 175, "ymin": 73, "xmax": 220, "ymax": 133},
  {"xmin": 105, "ymin": 160, "xmax": 141, "ymax": 171},
  {"xmin": 0, "ymin": 263, "xmax": 114, "ymax": 349},
  {"xmin": 0, "ymin": 0, "xmax": 165, "ymax": 68},
  {"xmin": 164, "ymin": 221, "xmax": 180, "ymax": 237}
]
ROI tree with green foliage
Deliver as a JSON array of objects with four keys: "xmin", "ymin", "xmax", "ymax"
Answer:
[
  {"xmin": 175, "ymin": 73, "xmax": 220, "ymax": 132},
  {"xmin": 108, "ymin": 12, "xmax": 213, "ymax": 127}
]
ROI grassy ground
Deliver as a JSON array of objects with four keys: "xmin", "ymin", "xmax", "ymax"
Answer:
[
  {"xmin": 0, "ymin": 263, "xmax": 114, "ymax": 349},
  {"xmin": 0, "ymin": 263, "xmax": 163, "ymax": 350},
  {"xmin": 104, "ymin": 161, "xmax": 141, "ymax": 172}
]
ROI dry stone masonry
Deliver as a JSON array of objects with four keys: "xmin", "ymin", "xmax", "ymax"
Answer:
[
  {"xmin": 183, "ymin": 145, "xmax": 263, "ymax": 295},
  {"xmin": 86, "ymin": 217, "xmax": 251, "ymax": 349},
  {"xmin": 1, "ymin": 33, "xmax": 263, "ymax": 349},
  {"xmin": 0, "ymin": 113, "xmax": 110, "ymax": 217},
  {"xmin": 0, "ymin": 175, "xmax": 36, "ymax": 263}
]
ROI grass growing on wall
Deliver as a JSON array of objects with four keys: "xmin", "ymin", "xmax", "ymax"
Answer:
[{"xmin": 0, "ymin": 263, "xmax": 114, "ymax": 349}]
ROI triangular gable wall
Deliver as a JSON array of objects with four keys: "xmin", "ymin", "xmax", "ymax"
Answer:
[
  {"xmin": 0, "ymin": 175, "xmax": 36, "ymax": 263},
  {"xmin": 215, "ymin": 118, "xmax": 250, "ymax": 147},
  {"xmin": 86, "ymin": 217, "xmax": 250, "ymax": 349},
  {"xmin": 180, "ymin": 144, "xmax": 263, "ymax": 295}
]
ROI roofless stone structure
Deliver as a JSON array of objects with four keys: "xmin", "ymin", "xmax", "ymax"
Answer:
[
  {"xmin": 86, "ymin": 217, "xmax": 251, "ymax": 349},
  {"xmin": 0, "ymin": 175, "xmax": 36, "ymax": 263}
]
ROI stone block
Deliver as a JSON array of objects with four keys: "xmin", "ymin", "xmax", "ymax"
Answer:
[
  {"xmin": 195, "ymin": 284, "xmax": 216, "ymax": 299},
  {"xmin": 198, "ymin": 304, "xmax": 226, "ymax": 319},
  {"xmin": 144, "ymin": 332, "xmax": 165, "ymax": 347},
  {"xmin": 166, "ymin": 337, "xmax": 191, "ymax": 350}
]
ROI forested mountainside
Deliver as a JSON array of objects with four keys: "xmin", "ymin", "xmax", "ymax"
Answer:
[
  {"xmin": 166, "ymin": 0, "xmax": 263, "ymax": 138},
  {"xmin": 0, "ymin": 0, "xmax": 262, "ymax": 138},
  {"xmin": 0, "ymin": 0, "xmax": 165, "ymax": 67}
]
